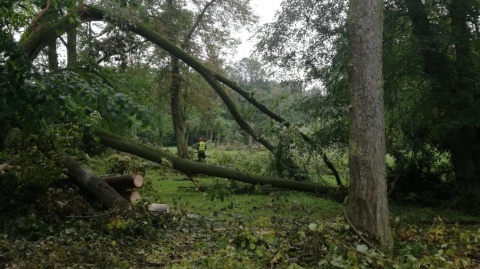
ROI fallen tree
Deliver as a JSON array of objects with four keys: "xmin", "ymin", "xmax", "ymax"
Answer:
[
  {"xmin": 19, "ymin": 3, "xmax": 342, "ymax": 186},
  {"xmin": 94, "ymin": 128, "xmax": 338, "ymax": 195},
  {"xmin": 62, "ymin": 153, "xmax": 131, "ymax": 210},
  {"xmin": 15, "ymin": 3, "xmax": 344, "ymax": 204}
]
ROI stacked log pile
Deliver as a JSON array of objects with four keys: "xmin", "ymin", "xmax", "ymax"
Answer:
[
  {"xmin": 101, "ymin": 174, "xmax": 144, "ymax": 203},
  {"xmin": 102, "ymin": 173, "xmax": 169, "ymax": 213}
]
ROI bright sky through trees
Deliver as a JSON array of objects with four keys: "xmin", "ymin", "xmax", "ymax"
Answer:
[{"xmin": 233, "ymin": 0, "xmax": 282, "ymax": 60}]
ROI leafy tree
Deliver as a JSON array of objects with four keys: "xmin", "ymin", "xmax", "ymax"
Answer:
[
  {"xmin": 258, "ymin": 0, "xmax": 480, "ymax": 205},
  {"xmin": 392, "ymin": 0, "xmax": 480, "ymax": 203},
  {"xmin": 145, "ymin": 0, "xmax": 257, "ymax": 158},
  {"xmin": 5, "ymin": 1, "xmax": 350, "ymax": 210},
  {"xmin": 256, "ymin": 0, "xmax": 351, "ymax": 150}
]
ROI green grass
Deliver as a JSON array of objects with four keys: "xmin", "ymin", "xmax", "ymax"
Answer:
[
  {"xmin": 150, "ymin": 172, "xmax": 342, "ymax": 223},
  {"xmin": 147, "ymin": 169, "xmax": 480, "ymax": 228}
]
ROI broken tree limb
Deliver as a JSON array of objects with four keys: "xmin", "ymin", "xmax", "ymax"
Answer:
[
  {"xmin": 323, "ymin": 154, "xmax": 343, "ymax": 187},
  {"xmin": 94, "ymin": 128, "xmax": 337, "ymax": 194},
  {"xmin": 102, "ymin": 174, "xmax": 143, "ymax": 190}
]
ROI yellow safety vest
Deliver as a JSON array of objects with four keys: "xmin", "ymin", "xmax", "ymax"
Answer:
[{"xmin": 198, "ymin": 141, "xmax": 206, "ymax": 151}]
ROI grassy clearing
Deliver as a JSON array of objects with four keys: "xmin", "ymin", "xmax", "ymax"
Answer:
[
  {"xmin": 151, "ymin": 174, "xmax": 342, "ymax": 222},
  {"xmin": 149, "ymin": 170, "xmax": 480, "ymax": 227}
]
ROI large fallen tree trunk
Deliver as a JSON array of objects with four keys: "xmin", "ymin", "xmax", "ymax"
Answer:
[
  {"xmin": 94, "ymin": 128, "xmax": 337, "ymax": 194},
  {"xmin": 62, "ymin": 154, "xmax": 131, "ymax": 210}
]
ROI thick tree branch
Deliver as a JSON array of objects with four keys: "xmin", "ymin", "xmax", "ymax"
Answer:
[{"xmin": 94, "ymin": 128, "xmax": 336, "ymax": 194}]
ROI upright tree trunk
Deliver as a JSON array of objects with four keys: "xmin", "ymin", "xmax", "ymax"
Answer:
[
  {"xmin": 0, "ymin": 121, "xmax": 9, "ymax": 151},
  {"xmin": 346, "ymin": 0, "xmax": 393, "ymax": 251},
  {"xmin": 158, "ymin": 126, "xmax": 164, "ymax": 148},
  {"xmin": 446, "ymin": 0, "xmax": 480, "ymax": 200},
  {"xmin": 67, "ymin": 26, "xmax": 77, "ymax": 68},
  {"xmin": 47, "ymin": 40, "xmax": 58, "ymax": 71},
  {"xmin": 447, "ymin": 129, "xmax": 480, "ymax": 198},
  {"xmin": 165, "ymin": 0, "xmax": 189, "ymax": 159},
  {"xmin": 209, "ymin": 129, "xmax": 214, "ymax": 142},
  {"xmin": 170, "ymin": 55, "xmax": 189, "ymax": 158}
]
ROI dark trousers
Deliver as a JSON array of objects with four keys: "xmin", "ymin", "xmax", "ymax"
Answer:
[{"xmin": 197, "ymin": 150, "xmax": 206, "ymax": 161}]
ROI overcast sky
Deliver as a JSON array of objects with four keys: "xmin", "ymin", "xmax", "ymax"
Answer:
[{"xmin": 233, "ymin": 0, "xmax": 283, "ymax": 61}]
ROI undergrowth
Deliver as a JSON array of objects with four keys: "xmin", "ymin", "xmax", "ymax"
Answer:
[{"xmin": 1, "ymin": 175, "xmax": 479, "ymax": 268}]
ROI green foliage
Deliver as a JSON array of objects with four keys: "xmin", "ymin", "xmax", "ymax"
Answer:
[
  {"xmin": 104, "ymin": 152, "xmax": 146, "ymax": 175},
  {"xmin": 387, "ymin": 144, "xmax": 454, "ymax": 204},
  {"xmin": 210, "ymin": 149, "xmax": 269, "ymax": 176},
  {"xmin": 257, "ymin": 0, "xmax": 348, "ymax": 83},
  {"xmin": 0, "ymin": 130, "xmax": 69, "ymax": 212},
  {"xmin": 269, "ymin": 129, "xmax": 310, "ymax": 180}
]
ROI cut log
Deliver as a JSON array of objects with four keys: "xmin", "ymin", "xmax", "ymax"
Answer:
[
  {"xmin": 148, "ymin": 203, "xmax": 169, "ymax": 214},
  {"xmin": 102, "ymin": 174, "xmax": 143, "ymax": 190},
  {"xmin": 62, "ymin": 154, "xmax": 131, "ymax": 210},
  {"xmin": 121, "ymin": 190, "xmax": 141, "ymax": 203}
]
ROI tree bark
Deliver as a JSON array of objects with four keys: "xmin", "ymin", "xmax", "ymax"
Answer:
[
  {"xmin": 445, "ymin": 1, "xmax": 480, "ymax": 200},
  {"xmin": 164, "ymin": 0, "xmax": 189, "ymax": 159},
  {"xmin": 94, "ymin": 128, "xmax": 337, "ymax": 195},
  {"xmin": 62, "ymin": 154, "xmax": 131, "ymax": 210},
  {"xmin": 47, "ymin": 40, "xmax": 58, "ymax": 71},
  {"xmin": 103, "ymin": 174, "xmax": 143, "ymax": 190},
  {"xmin": 66, "ymin": 26, "xmax": 77, "ymax": 68},
  {"xmin": 346, "ymin": 0, "xmax": 393, "ymax": 251},
  {"xmin": 170, "ymin": 55, "xmax": 190, "ymax": 158}
]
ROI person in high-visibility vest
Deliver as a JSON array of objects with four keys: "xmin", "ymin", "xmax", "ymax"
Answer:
[{"xmin": 197, "ymin": 137, "xmax": 207, "ymax": 162}]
